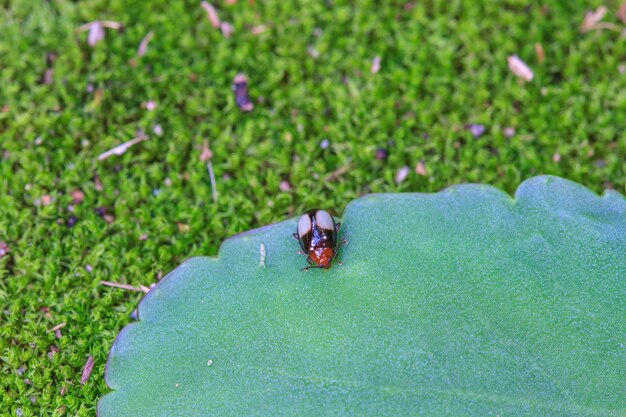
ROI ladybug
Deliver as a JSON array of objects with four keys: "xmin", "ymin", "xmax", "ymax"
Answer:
[{"xmin": 293, "ymin": 209, "xmax": 344, "ymax": 271}]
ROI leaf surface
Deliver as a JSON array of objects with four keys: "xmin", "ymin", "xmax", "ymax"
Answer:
[{"xmin": 99, "ymin": 176, "xmax": 626, "ymax": 416}]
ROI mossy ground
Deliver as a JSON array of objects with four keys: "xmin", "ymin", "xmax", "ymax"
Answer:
[{"xmin": 1, "ymin": 0, "xmax": 624, "ymax": 415}]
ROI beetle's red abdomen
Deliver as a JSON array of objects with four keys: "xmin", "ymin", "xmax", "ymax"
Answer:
[{"xmin": 310, "ymin": 247, "xmax": 334, "ymax": 268}]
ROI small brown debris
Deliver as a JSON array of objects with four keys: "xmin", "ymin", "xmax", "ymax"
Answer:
[
  {"xmin": 233, "ymin": 74, "xmax": 254, "ymax": 112},
  {"xmin": 178, "ymin": 223, "xmax": 191, "ymax": 233},
  {"xmin": 503, "ymin": 127, "xmax": 516, "ymax": 138},
  {"xmin": 552, "ymin": 153, "xmax": 561, "ymax": 162},
  {"xmin": 618, "ymin": 2, "xmax": 626, "ymax": 24},
  {"xmin": 307, "ymin": 46, "xmax": 320, "ymax": 59},
  {"xmin": 40, "ymin": 306, "xmax": 53, "ymax": 320},
  {"xmin": 42, "ymin": 194, "xmax": 54, "ymax": 206},
  {"xmin": 67, "ymin": 216, "xmax": 79, "ymax": 227},
  {"xmin": 466, "ymin": 124, "xmax": 486, "ymax": 138},
  {"xmin": 81, "ymin": 355, "xmax": 94, "ymax": 385},
  {"xmin": 55, "ymin": 329, "xmax": 63, "ymax": 339},
  {"xmin": 94, "ymin": 175, "xmax": 104, "ymax": 191},
  {"xmin": 279, "ymin": 181, "xmax": 292, "ymax": 192},
  {"xmin": 395, "ymin": 166, "xmax": 410, "ymax": 184},
  {"xmin": 375, "ymin": 148, "xmax": 389, "ymax": 161},
  {"xmin": 60, "ymin": 385, "xmax": 69, "ymax": 396},
  {"xmin": 42, "ymin": 69, "xmax": 54, "ymax": 85},
  {"xmin": 534, "ymin": 43, "xmax": 545, "ymax": 63},
  {"xmin": 139, "ymin": 233, "xmax": 148, "ymax": 241},
  {"xmin": 200, "ymin": 141, "xmax": 213, "ymax": 162},
  {"xmin": 220, "ymin": 22, "xmax": 234, "ymax": 37},
  {"xmin": 250, "ymin": 25, "xmax": 268, "ymax": 35},
  {"xmin": 0, "ymin": 242, "xmax": 9, "ymax": 259},
  {"xmin": 87, "ymin": 21, "xmax": 105, "ymax": 47},
  {"xmin": 71, "ymin": 190, "xmax": 85, "ymax": 204},
  {"xmin": 371, "ymin": 56, "xmax": 382, "ymax": 74},
  {"xmin": 508, "ymin": 55, "xmax": 534, "ymax": 82},
  {"xmin": 137, "ymin": 31, "xmax": 154, "ymax": 57},
  {"xmin": 415, "ymin": 161, "xmax": 427, "ymax": 176},
  {"xmin": 103, "ymin": 214, "xmax": 115, "ymax": 224}
]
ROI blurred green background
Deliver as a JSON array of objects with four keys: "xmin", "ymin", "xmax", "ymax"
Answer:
[{"xmin": 1, "ymin": 0, "xmax": 625, "ymax": 415}]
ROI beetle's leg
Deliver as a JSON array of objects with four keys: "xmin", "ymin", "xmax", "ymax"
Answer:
[
  {"xmin": 302, "ymin": 265, "xmax": 324, "ymax": 272},
  {"xmin": 293, "ymin": 232, "xmax": 308, "ymax": 252},
  {"xmin": 332, "ymin": 250, "xmax": 343, "ymax": 266}
]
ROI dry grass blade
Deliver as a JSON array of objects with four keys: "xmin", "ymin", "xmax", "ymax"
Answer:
[
  {"xmin": 100, "ymin": 280, "xmax": 143, "ymax": 292},
  {"xmin": 201, "ymin": 2, "xmax": 221, "ymax": 28},
  {"xmin": 97, "ymin": 134, "xmax": 149, "ymax": 160},
  {"xmin": 137, "ymin": 31, "xmax": 155, "ymax": 57}
]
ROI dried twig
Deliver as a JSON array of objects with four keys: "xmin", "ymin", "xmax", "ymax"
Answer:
[
  {"xmin": 324, "ymin": 162, "xmax": 353, "ymax": 182},
  {"xmin": 97, "ymin": 134, "xmax": 149, "ymax": 160},
  {"xmin": 100, "ymin": 280, "xmax": 143, "ymax": 292},
  {"xmin": 580, "ymin": 6, "xmax": 620, "ymax": 32},
  {"xmin": 48, "ymin": 322, "xmax": 66, "ymax": 333},
  {"xmin": 137, "ymin": 31, "xmax": 155, "ymax": 57},
  {"xmin": 507, "ymin": 55, "xmax": 534, "ymax": 82}
]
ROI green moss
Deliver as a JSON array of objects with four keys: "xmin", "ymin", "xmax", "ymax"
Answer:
[{"xmin": 0, "ymin": 0, "xmax": 624, "ymax": 414}]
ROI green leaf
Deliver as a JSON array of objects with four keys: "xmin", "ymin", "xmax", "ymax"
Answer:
[{"xmin": 99, "ymin": 176, "xmax": 625, "ymax": 416}]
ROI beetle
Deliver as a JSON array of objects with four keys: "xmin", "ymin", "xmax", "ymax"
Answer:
[{"xmin": 293, "ymin": 209, "xmax": 344, "ymax": 271}]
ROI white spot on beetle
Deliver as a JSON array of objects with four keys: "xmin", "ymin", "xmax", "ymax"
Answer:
[
  {"xmin": 315, "ymin": 210, "xmax": 335, "ymax": 230},
  {"xmin": 298, "ymin": 213, "xmax": 312, "ymax": 237}
]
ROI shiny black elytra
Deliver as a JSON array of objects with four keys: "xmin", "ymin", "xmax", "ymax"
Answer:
[{"xmin": 293, "ymin": 209, "xmax": 342, "ymax": 271}]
